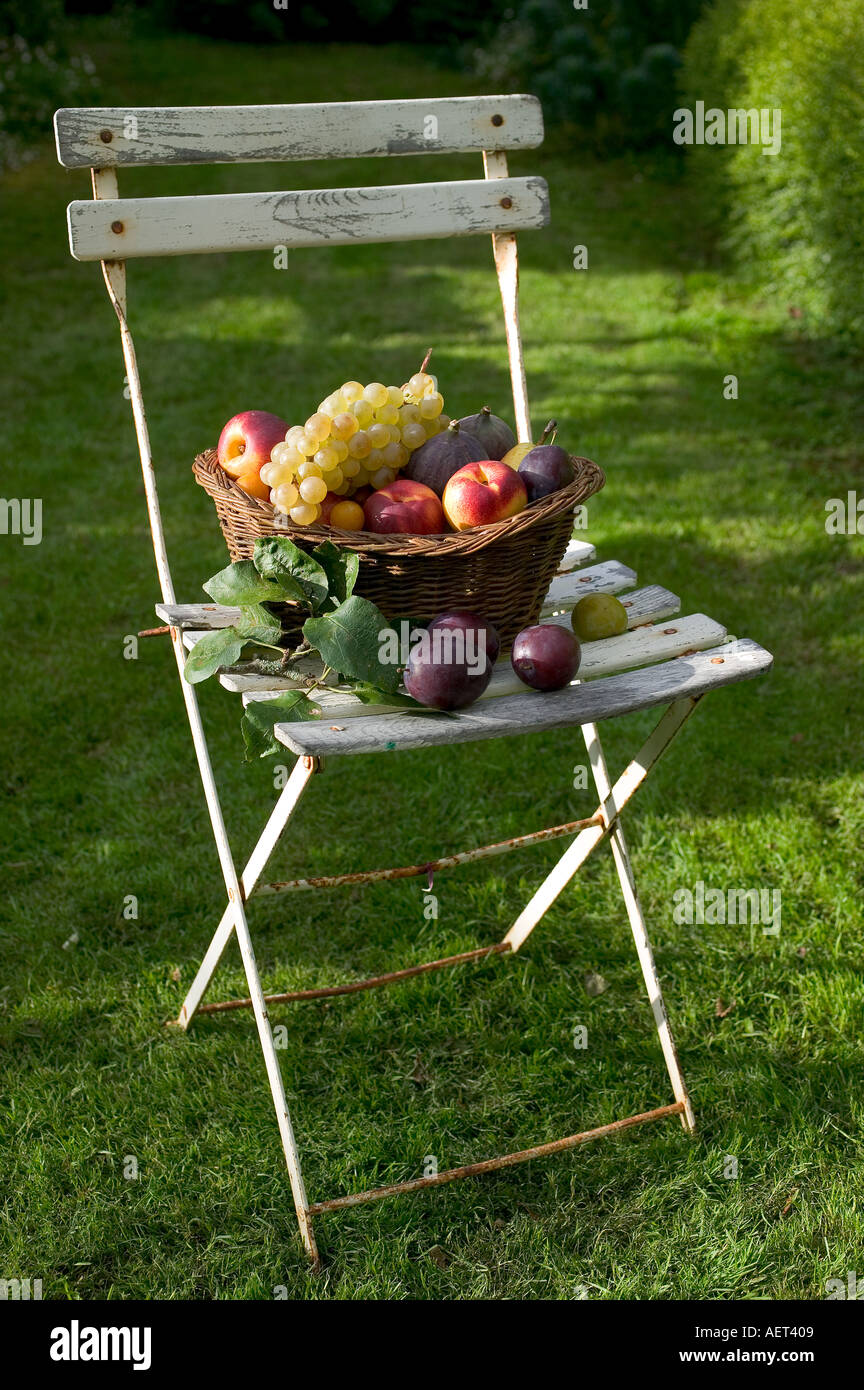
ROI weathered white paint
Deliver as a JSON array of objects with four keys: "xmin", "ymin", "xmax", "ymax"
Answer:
[
  {"xmin": 177, "ymin": 757, "xmax": 317, "ymax": 1030},
  {"xmin": 271, "ymin": 639, "xmax": 772, "ymax": 757},
  {"xmin": 557, "ymin": 537, "xmax": 596, "ymax": 571},
  {"xmin": 539, "ymin": 559, "xmax": 634, "ymax": 613},
  {"xmin": 66, "ymin": 177, "xmax": 550, "ymax": 261},
  {"xmin": 232, "ymin": 605, "xmax": 712, "ymax": 715},
  {"xmin": 503, "ymin": 698, "xmax": 700, "ymax": 952},
  {"xmin": 582, "ymin": 718, "xmax": 696, "ymax": 1133},
  {"xmin": 54, "ymin": 96, "xmax": 544, "ymax": 169},
  {"xmin": 177, "ymin": 580, "xmax": 683, "ymax": 705},
  {"xmin": 156, "ymin": 602, "xmax": 241, "ymax": 630},
  {"xmin": 542, "ymin": 557, "xmax": 636, "ymax": 601},
  {"xmin": 483, "ymin": 149, "xmax": 532, "ymax": 441}
]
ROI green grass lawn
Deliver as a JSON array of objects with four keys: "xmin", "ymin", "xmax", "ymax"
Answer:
[{"xmin": 1, "ymin": 19, "xmax": 863, "ymax": 1300}]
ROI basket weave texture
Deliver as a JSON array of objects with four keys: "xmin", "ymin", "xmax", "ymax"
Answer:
[{"xmin": 193, "ymin": 448, "xmax": 605, "ymax": 644}]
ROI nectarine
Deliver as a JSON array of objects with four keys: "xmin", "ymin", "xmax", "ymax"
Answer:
[
  {"xmin": 442, "ymin": 460, "xmax": 527, "ymax": 531},
  {"xmin": 235, "ymin": 468, "xmax": 271, "ymax": 501},
  {"xmin": 363, "ymin": 478, "xmax": 444, "ymax": 535}
]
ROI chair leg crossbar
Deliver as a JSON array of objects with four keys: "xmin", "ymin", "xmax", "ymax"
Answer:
[
  {"xmin": 256, "ymin": 811, "xmax": 606, "ymax": 895},
  {"xmin": 196, "ymin": 942, "xmax": 512, "ymax": 1014},
  {"xmin": 172, "ymin": 693, "xmax": 702, "ymax": 1264},
  {"xmin": 306, "ymin": 1103, "xmax": 687, "ymax": 1215}
]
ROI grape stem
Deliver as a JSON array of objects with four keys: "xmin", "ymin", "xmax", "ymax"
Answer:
[{"xmin": 418, "ymin": 347, "xmax": 433, "ymax": 375}]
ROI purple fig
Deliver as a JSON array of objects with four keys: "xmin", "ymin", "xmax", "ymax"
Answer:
[
  {"xmin": 403, "ymin": 420, "xmax": 487, "ymax": 497},
  {"xmin": 454, "ymin": 406, "xmax": 516, "ymax": 461}
]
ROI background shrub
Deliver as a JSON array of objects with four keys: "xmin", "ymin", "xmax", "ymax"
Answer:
[
  {"xmin": 107, "ymin": 0, "xmax": 495, "ymax": 48},
  {"xmin": 60, "ymin": 1, "xmax": 707, "ymax": 153},
  {"xmin": 681, "ymin": 0, "xmax": 864, "ymax": 339},
  {"xmin": 0, "ymin": 0, "xmax": 97, "ymax": 171},
  {"xmin": 470, "ymin": 0, "xmax": 708, "ymax": 151}
]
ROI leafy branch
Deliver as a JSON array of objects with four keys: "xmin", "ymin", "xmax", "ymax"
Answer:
[{"xmin": 184, "ymin": 536, "xmax": 421, "ymax": 758}]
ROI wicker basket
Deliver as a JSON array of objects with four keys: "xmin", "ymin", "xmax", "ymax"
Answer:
[{"xmin": 193, "ymin": 448, "xmax": 605, "ymax": 646}]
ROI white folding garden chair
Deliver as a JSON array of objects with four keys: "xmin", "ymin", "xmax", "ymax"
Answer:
[{"xmin": 55, "ymin": 96, "xmax": 773, "ymax": 1267}]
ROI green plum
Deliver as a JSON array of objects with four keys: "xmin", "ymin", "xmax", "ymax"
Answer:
[{"xmin": 571, "ymin": 593, "xmax": 628, "ymax": 642}]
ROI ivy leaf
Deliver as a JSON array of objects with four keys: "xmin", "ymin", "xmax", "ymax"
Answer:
[
  {"xmin": 235, "ymin": 603, "xmax": 284, "ymax": 648},
  {"xmin": 253, "ymin": 536, "xmax": 329, "ymax": 612},
  {"xmin": 203, "ymin": 560, "xmax": 284, "ymax": 607},
  {"xmin": 312, "ymin": 540, "xmax": 359, "ymax": 609},
  {"xmin": 183, "ymin": 626, "xmax": 244, "ymax": 684},
  {"xmin": 240, "ymin": 690, "xmax": 321, "ymax": 761},
  {"xmin": 303, "ymin": 595, "xmax": 400, "ymax": 694}
]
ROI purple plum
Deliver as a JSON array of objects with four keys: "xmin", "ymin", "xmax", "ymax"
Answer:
[
  {"xmin": 517, "ymin": 443, "xmax": 575, "ymax": 502},
  {"xmin": 404, "ymin": 611, "xmax": 495, "ymax": 710},
  {"xmin": 510, "ymin": 624, "xmax": 581, "ymax": 691},
  {"xmin": 426, "ymin": 610, "xmax": 501, "ymax": 665}
]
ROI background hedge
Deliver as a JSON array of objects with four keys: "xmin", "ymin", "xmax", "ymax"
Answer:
[{"xmin": 681, "ymin": 0, "xmax": 864, "ymax": 339}]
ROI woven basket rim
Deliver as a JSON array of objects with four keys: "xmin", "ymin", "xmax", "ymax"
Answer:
[{"xmin": 192, "ymin": 447, "xmax": 605, "ymax": 555}]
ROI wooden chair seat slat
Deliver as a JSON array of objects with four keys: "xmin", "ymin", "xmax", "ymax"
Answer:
[
  {"xmin": 272, "ymin": 639, "xmax": 772, "ymax": 758},
  {"xmin": 217, "ymin": 582, "xmax": 684, "ymax": 701},
  {"xmin": 232, "ymin": 612, "xmax": 725, "ymax": 720}
]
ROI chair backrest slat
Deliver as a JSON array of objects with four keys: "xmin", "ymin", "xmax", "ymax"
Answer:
[
  {"xmin": 67, "ymin": 176, "xmax": 550, "ymax": 261},
  {"xmin": 54, "ymin": 96, "xmax": 543, "ymax": 170}
]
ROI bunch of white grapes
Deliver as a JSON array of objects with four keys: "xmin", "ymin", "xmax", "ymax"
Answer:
[{"xmin": 259, "ymin": 373, "xmax": 447, "ymax": 526}]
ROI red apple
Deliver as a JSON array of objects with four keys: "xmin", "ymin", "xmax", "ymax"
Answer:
[
  {"xmin": 217, "ymin": 410, "xmax": 289, "ymax": 480},
  {"xmin": 442, "ymin": 459, "xmax": 527, "ymax": 531},
  {"xmin": 363, "ymin": 478, "xmax": 445, "ymax": 535}
]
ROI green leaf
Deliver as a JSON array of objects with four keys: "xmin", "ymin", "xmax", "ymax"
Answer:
[
  {"xmin": 253, "ymin": 536, "xmax": 329, "ymax": 612},
  {"xmin": 312, "ymin": 540, "xmax": 359, "ymax": 608},
  {"xmin": 240, "ymin": 690, "xmax": 321, "ymax": 761},
  {"xmin": 303, "ymin": 595, "xmax": 400, "ymax": 694},
  {"xmin": 350, "ymin": 682, "xmax": 454, "ymax": 719},
  {"xmin": 235, "ymin": 603, "xmax": 284, "ymax": 648},
  {"xmin": 183, "ymin": 626, "xmax": 245, "ymax": 684},
  {"xmin": 350, "ymin": 682, "xmax": 425, "ymax": 710},
  {"xmin": 203, "ymin": 560, "xmax": 284, "ymax": 607}
]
